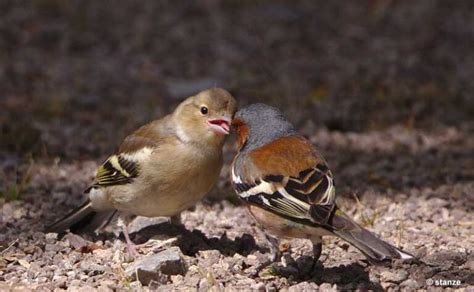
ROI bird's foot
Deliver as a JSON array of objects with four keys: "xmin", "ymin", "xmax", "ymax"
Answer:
[
  {"xmin": 126, "ymin": 241, "xmax": 140, "ymax": 258},
  {"xmin": 119, "ymin": 217, "xmax": 140, "ymax": 259},
  {"xmin": 270, "ymin": 249, "xmax": 282, "ymax": 263}
]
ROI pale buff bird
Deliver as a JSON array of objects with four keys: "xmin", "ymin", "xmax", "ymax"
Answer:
[{"xmin": 48, "ymin": 88, "xmax": 237, "ymax": 255}]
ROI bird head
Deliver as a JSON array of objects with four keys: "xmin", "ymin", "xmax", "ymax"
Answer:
[
  {"xmin": 173, "ymin": 88, "xmax": 237, "ymax": 147},
  {"xmin": 232, "ymin": 103, "xmax": 296, "ymax": 152}
]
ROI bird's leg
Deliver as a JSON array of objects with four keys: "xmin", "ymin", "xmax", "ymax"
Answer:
[
  {"xmin": 118, "ymin": 217, "xmax": 139, "ymax": 257},
  {"xmin": 252, "ymin": 231, "xmax": 282, "ymax": 276},
  {"xmin": 311, "ymin": 241, "xmax": 322, "ymax": 270},
  {"xmin": 265, "ymin": 233, "xmax": 281, "ymax": 263}
]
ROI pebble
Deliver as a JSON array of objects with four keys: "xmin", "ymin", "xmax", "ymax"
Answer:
[
  {"xmin": 288, "ymin": 282, "xmax": 319, "ymax": 291},
  {"xmin": 70, "ymin": 279, "xmax": 82, "ymax": 286},
  {"xmin": 64, "ymin": 233, "xmax": 92, "ymax": 251},
  {"xmin": 45, "ymin": 233, "xmax": 58, "ymax": 243},
  {"xmin": 251, "ymin": 282, "xmax": 266, "ymax": 291},
  {"xmin": 125, "ymin": 247, "xmax": 187, "ymax": 285},
  {"xmin": 319, "ymin": 283, "xmax": 337, "ymax": 291},
  {"xmin": 401, "ymin": 279, "xmax": 420, "ymax": 289},
  {"xmin": 198, "ymin": 278, "xmax": 210, "ymax": 291},
  {"xmin": 380, "ymin": 270, "xmax": 408, "ymax": 283}
]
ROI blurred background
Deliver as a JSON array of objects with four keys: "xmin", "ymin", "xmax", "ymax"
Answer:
[{"xmin": 0, "ymin": 0, "xmax": 473, "ymax": 200}]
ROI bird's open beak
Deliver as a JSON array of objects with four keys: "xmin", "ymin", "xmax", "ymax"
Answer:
[{"xmin": 207, "ymin": 117, "xmax": 231, "ymax": 135}]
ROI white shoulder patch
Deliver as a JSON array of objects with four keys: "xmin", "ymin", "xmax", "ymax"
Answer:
[
  {"xmin": 238, "ymin": 180, "xmax": 276, "ymax": 198},
  {"xmin": 120, "ymin": 147, "xmax": 153, "ymax": 162}
]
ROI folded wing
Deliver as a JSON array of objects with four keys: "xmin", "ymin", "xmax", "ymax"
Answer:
[{"xmin": 232, "ymin": 135, "xmax": 336, "ymax": 227}]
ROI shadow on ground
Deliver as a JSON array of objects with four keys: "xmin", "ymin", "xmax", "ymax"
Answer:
[{"xmin": 129, "ymin": 222, "xmax": 262, "ymax": 257}]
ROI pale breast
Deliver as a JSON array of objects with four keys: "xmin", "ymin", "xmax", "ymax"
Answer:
[{"xmin": 108, "ymin": 143, "xmax": 223, "ymax": 217}]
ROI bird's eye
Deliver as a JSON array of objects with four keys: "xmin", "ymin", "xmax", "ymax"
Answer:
[{"xmin": 200, "ymin": 106, "xmax": 209, "ymax": 115}]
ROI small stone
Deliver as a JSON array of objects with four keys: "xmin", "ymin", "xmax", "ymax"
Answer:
[
  {"xmin": 70, "ymin": 279, "xmax": 82, "ymax": 286},
  {"xmin": 380, "ymin": 270, "xmax": 408, "ymax": 283},
  {"xmin": 234, "ymin": 278, "xmax": 257, "ymax": 288},
  {"xmin": 209, "ymin": 284, "xmax": 225, "ymax": 292},
  {"xmin": 93, "ymin": 248, "xmax": 113, "ymax": 259},
  {"xmin": 129, "ymin": 281, "xmax": 143, "ymax": 290},
  {"xmin": 401, "ymin": 279, "xmax": 420, "ymax": 289},
  {"xmin": 52, "ymin": 275, "xmax": 67, "ymax": 288},
  {"xmin": 245, "ymin": 252, "xmax": 269, "ymax": 267},
  {"xmin": 266, "ymin": 283, "xmax": 278, "ymax": 292},
  {"xmin": 66, "ymin": 271, "xmax": 76, "ymax": 278},
  {"xmin": 319, "ymin": 283, "xmax": 335, "ymax": 291},
  {"xmin": 126, "ymin": 247, "xmax": 187, "ymax": 285},
  {"xmin": 45, "ymin": 233, "xmax": 58, "ymax": 243},
  {"xmin": 381, "ymin": 281, "xmax": 394, "ymax": 290},
  {"xmin": 170, "ymin": 274, "xmax": 184, "ymax": 285},
  {"xmin": 44, "ymin": 243, "xmax": 62, "ymax": 253},
  {"xmin": 13, "ymin": 207, "xmax": 27, "ymax": 220},
  {"xmin": 199, "ymin": 278, "xmax": 210, "ymax": 291},
  {"xmin": 128, "ymin": 216, "xmax": 169, "ymax": 234},
  {"xmin": 97, "ymin": 285, "xmax": 113, "ymax": 292},
  {"xmin": 199, "ymin": 250, "xmax": 221, "ymax": 260},
  {"xmin": 64, "ymin": 233, "xmax": 94, "ymax": 251},
  {"xmin": 250, "ymin": 282, "xmax": 266, "ymax": 291},
  {"xmin": 80, "ymin": 262, "xmax": 106, "ymax": 275},
  {"xmin": 288, "ymin": 282, "xmax": 319, "ymax": 291},
  {"xmin": 464, "ymin": 259, "xmax": 474, "ymax": 271},
  {"xmin": 53, "ymin": 253, "xmax": 64, "ymax": 265}
]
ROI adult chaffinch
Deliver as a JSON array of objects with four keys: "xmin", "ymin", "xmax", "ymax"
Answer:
[
  {"xmin": 231, "ymin": 103, "xmax": 413, "ymax": 267},
  {"xmin": 48, "ymin": 88, "xmax": 237, "ymax": 256}
]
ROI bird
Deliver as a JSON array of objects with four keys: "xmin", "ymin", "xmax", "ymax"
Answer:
[
  {"xmin": 230, "ymin": 103, "xmax": 414, "ymax": 268},
  {"xmin": 48, "ymin": 88, "xmax": 237, "ymax": 256}
]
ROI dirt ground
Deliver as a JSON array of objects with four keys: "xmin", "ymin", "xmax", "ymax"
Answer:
[
  {"xmin": 1, "ymin": 1, "xmax": 473, "ymax": 291},
  {"xmin": 1, "ymin": 125, "xmax": 473, "ymax": 290}
]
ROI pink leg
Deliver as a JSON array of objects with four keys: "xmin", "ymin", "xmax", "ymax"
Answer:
[{"xmin": 119, "ymin": 217, "xmax": 139, "ymax": 257}]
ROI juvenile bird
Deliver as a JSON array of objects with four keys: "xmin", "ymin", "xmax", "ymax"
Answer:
[
  {"xmin": 48, "ymin": 88, "xmax": 237, "ymax": 255},
  {"xmin": 231, "ymin": 103, "xmax": 413, "ymax": 268}
]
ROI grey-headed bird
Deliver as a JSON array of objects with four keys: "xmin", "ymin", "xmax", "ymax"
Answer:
[{"xmin": 231, "ymin": 103, "xmax": 413, "ymax": 267}]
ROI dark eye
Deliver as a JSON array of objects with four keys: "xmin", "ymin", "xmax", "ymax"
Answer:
[{"xmin": 200, "ymin": 106, "xmax": 208, "ymax": 115}]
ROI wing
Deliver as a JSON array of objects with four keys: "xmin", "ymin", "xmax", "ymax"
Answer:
[
  {"xmin": 232, "ymin": 135, "xmax": 336, "ymax": 226},
  {"xmin": 88, "ymin": 119, "xmax": 169, "ymax": 190},
  {"xmin": 91, "ymin": 151, "xmax": 143, "ymax": 188}
]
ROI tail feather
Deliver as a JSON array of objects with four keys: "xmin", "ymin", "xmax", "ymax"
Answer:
[
  {"xmin": 47, "ymin": 200, "xmax": 117, "ymax": 234},
  {"xmin": 330, "ymin": 210, "xmax": 414, "ymax": 262}
]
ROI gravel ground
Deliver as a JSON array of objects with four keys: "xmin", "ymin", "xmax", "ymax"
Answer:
[
  {"xmin": 1, "ymin": 125, "xmax": 473, "ymax": 291},
  {"xmin": 1, "ymin": 1, "xmax": 474, "ymax": 290}
]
